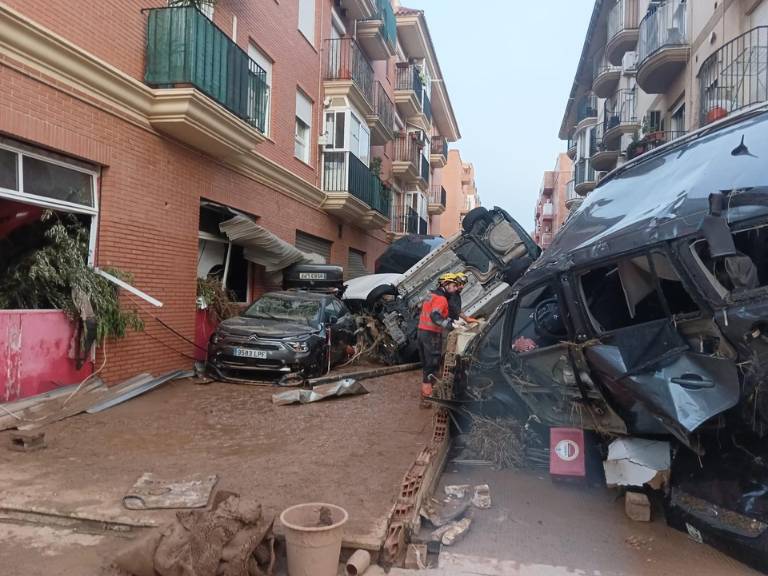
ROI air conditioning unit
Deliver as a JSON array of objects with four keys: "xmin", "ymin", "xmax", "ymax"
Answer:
[{"xmin": 623, "ymin": 51, "xmax": 639, "ymax": 72}]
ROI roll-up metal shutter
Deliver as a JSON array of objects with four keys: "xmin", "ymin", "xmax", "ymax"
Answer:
[
  {"xmin": 347, "ymin": 249, "xmax": 367, "ymax": 279},
  {"xmin": 295, "ymin": 231, "xmax": 332, "ymax": 263}
]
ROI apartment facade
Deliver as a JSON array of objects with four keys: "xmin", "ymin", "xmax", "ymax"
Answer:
[
  {"xmin": 533, "ymin": 154, "xmax": 573, "ymax": 249},
  {"xmin": 430, "ymin": 150, "xmax": 480, "ymax": 238},
  {"xmin": 0, "ymin": 0, "xmax": 459, "ymax": 390},
  {"xmin": 560, "ymin": 0, "xmax": 768, "ymax": 211}
]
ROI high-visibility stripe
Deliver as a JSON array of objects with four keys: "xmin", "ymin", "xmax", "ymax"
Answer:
[{"xmin": 418, "ymin": 292, "xmax": 448, "ymax": 333}]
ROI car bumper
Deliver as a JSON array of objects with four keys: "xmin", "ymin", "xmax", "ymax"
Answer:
[{"xmin": 207, "ymin": 344, "xmax": 316, "ymax": 376}]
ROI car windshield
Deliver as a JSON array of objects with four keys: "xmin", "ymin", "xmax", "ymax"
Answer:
[{"xmin": 244, "ymin": 294, "xmax": 320, "ymax": 323}]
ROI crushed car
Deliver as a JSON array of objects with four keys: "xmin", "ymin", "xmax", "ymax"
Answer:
[
  {"xmin": 207, "ymin": 265, "xmax": 355, "ymax": 380},
  {"xmin": 344, "ymin": 207, "xmax": 541, "ymax": 363},
  {"xmin": 456, "ymin": 105, "xmax": 768, "ymax": 572}
]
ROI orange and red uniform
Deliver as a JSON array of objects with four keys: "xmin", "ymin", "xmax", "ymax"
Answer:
[{"xmin": 417, "ymin": 289, "xmax": 452, "ymax": 398}]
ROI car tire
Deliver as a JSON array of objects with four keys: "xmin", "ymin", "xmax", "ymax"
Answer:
[
  {"xmin": 462, "ymin": 207, "xmax": 492, "ymax": 234},
  {"xmin": 365, "ymin": 284, "xmax": 398, "ymax": 311}
]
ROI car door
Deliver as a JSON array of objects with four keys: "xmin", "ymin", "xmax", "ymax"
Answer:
[
  {"xmin": 579, "ymin": 251, "xmax": 740, "ymax": 446},
  {"xmin": 499, "ymin": 280, "xmax": 626, "ymax": 434},
  {"xmin": 325, "ymin": 299, "xmax": 354, "ymax": 364}
]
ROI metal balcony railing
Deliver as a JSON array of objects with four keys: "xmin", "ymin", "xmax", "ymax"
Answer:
[
  {"xmin": 420, "ymin": 155, "xmax": 430, "ymax": 186},
  {"xmin": 394, "ymin": 134, "xmax": 421, "ymax": 165},
  {"xmin": 429, "ymin": 185, "xmax": 447, "ymax": 207},
  {"xmin": 322, "ymin": 151, "xmax": 390, "ymax": 217},
  {"xmin": 396, "ymin": 64, "xmax": 424, "ymax": 104},
  {"xmin": 324, "ymin": 38, "xmax": 374, "ymax": 107},
  {"xmin": 603, "ymin": 89, "xmax": 638, "ymax": 131},
  {"xmin": 576, "ymin": 93, "xmax": 598, "ymax": 123},
  {"xmin": 145, "ymin": 6, "xmax": 269, "ymax": 132},
  {"xmin": 699, "ymin": 27, "xmax": 768, "ymax": 126},
  {"xmin": 593, "ymin": 52, "xmax": 620, "ymax": 80},
  {"xmin": 431, "ymin": 136, "xmax": 448, "ymax": 158},
  {"xmin": 423, "ymin": 91, "xmax": 432, "ymax": 123},
  {"xmin": 575, "ymin": 160, "xmax": 596, "ymax": 186},
  {"xmin": 638, "ymin": 0, "xmax": 688, "ymax": 66},
  {"xmin": 566, "ymin": 179, "xmax": 577, "ymax": 200},
  {"xmin": 372, "ymin": 81, "xmax": 394, "ymax": 134},
  {"xmin": 608, "ymin": 0, "xmax": 639, "ymax": 42},
  {"xmin": 369, "ymin": 0, "xmax": 397, "ymax": 51},
  {"xmin": 390, "ymin": 204, "xmax": 423, "ymax": 234}
]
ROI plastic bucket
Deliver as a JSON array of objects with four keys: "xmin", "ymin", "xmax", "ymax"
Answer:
[{"xmin": 280, "ymin": 502, "xmax": 348, "ymax": 576}]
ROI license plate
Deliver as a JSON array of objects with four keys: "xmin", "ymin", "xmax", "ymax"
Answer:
[
  {"xmin": 233, "ymin": 348, "xmax": 267, "ymax": 359},
  {"xmin": 299, "ymin": 272, "xmax": 326, "ymax": 280}
]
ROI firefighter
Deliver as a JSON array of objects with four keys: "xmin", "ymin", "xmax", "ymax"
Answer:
[{"xmin": 417, "ymin": 273, "xmax": 460, "ymax": 406}]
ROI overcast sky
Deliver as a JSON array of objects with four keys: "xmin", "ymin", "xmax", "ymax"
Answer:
[{"xmin": 404, "ymin": 0, "xmax": 593, "ymax": 232}]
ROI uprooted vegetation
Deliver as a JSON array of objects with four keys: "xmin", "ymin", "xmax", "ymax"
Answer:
[{"xmin": 0, "ymin": 211, "xmax": 142, "ymax": 343}]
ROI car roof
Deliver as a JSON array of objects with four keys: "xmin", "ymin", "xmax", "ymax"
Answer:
[{"xmin": 524, "ymin": 105, "xmax": 768, "ymax": 285}]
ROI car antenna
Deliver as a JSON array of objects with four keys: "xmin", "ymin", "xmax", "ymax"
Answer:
[{"xmin": 731, "ymin": 135, "xmax": 757, "ymax": 158}]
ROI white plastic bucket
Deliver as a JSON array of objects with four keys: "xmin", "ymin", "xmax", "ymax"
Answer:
[{"xmin": 280, "ymin": 502, "xmax": 348, "ymax": 576}]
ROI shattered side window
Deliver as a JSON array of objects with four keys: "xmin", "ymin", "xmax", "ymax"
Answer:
[
  {"xmin": 581, "ymin": 252, "xmax": 698, "ymax": 334},
  {"xmin": 508, "ymin": 284, "xmax": 568, "ymax": 353},
  {"xmin": 692, "ymin": 225, "xmax": 768, "ymax": 297}
]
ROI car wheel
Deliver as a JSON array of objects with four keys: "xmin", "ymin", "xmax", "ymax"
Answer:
[
  {"xmin": 365, "ymin": 285, "xmax": 397, "ymax": 312},
  {"xmin": 462, "ymin": 207, "xmax": 492, "ymax": 234}
]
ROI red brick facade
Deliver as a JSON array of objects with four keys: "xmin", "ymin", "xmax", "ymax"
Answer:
[{"xmin": 0, "ymin": 1, "xmax": 391, "ymax": 382}]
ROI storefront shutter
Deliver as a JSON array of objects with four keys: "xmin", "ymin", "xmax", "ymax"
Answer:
[
  {"xmin": 295, "ymin": 231, "xmax": 332, "ymax": 263},
  {"xmin": 347, "ymin": 249, "xmax": 367, "ymax": 279}
]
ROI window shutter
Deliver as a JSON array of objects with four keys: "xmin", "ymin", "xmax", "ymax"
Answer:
[
  {"xmin": 347, "ymin": 249, "xmax": 367, "ymax": 279},
  {"xmin": 295, "ymin": 231, "xmax": 332, "ymax": 263},
  {"xmin": 296, "ymin": 91, "xmax": 313, "ymax": 126}
]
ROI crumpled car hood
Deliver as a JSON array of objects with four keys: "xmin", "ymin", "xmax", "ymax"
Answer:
[{"xmin": 218, "ymin": 317, "xmax": 317, "ymax": 338}]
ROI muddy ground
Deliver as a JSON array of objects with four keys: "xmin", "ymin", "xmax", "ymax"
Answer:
[{"xmin": 0, "ymin": 370, "xmax": 432, "ymax": 575}]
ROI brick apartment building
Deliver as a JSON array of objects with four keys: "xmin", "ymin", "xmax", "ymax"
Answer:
[
  {"xmin": 430, "ymin": 149, "xmax": 479, "ymax": 238},
  {"xmin": 533, "ymin": 153, "xmax": 572, "ymax": 249},
  {"xmin": 0, "ymin": 0, "xmax": 459, "ymax": 394},
  {"xmin": 561, "ymin": 0, "xmax": 768, "ymax": 212}
]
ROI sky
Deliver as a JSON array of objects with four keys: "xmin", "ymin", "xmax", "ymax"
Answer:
[{"xmin": 402, "ymin": 0, "xmax": 594, "ymax": 232}]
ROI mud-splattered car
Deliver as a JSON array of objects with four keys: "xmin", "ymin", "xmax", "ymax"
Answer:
[
  {"xmin": 458, "ymin": 105, "xmax": 768, "ymax": 571},
  {"xmin": 343, "ymin": 207, "xmax": 541, "ymax": 363}
]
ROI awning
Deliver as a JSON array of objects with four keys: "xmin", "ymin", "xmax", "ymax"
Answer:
[{"xmin": 219, "ymin": 215, "xmax": 321, "ymax": 272}]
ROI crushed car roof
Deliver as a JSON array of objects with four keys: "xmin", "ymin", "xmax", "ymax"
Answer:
[{"xmin": 529, "ymin": 107, "xmax": 768, "ymax": 282}]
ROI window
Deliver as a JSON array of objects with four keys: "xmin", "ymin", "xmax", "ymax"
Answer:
[
  {"xmin": 692, "ymin": 224, "xmax": 768, "ymax": 296},
  {"xmin": 295, "ymin": 91, "xmax": 313, "ymax": 163},
  {"xmin": 248, "ymin": 44, "xmax": 272, "ymax": 136},
  {"xmin": 295, "ymin": 230, "xmax": 332, "ymax": 263},
  {"xmin": 646, "ymin": 110, "xmax": 664, "ymax": 132},
  {"xmin": 323, "ymin": 109, "xmax": 370, "ymax": 165},
  {"xmin": 671, "ymin": 103, "xmax": 685, "ymax": 134},
  {"xmin": 198, "ymin": 205, "xmax": 251, "ymax": 303},
  {"xmin": 580, "ymin": 252, "xmax": 698, "ymax": 333},
  {"xmin": 325, "ymin": 111, "xmax": 346, "ymax": 150},
  {"xmin": 298, "ymin": 0, "xmax": 316, "ymax": 44},
  {"xmin": 508, "ymin": 284, "xmax": 567, "ymax": 353},
  {"xmin": 347, "ymin": 249, "xmax": 367, "ymax": 279}
]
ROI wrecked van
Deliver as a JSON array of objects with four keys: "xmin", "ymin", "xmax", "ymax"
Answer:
[
  {"xmin": 459, "ymin": 105, "xmax": 768, "ymax": 570},
  {"xmin": 344, "ymin": 207, "xmax": 540, "ymax": 363}
]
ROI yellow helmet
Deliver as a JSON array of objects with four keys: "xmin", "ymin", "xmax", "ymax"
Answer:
[
  {"xmin": 438, "ymin": 272, "xmax": 461, "ymax": 286},
  {"xmin": 454, "ymin": 272, "xmax": 469, "ymax": 285}
]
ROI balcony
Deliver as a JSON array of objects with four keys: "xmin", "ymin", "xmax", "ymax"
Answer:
[
  {"xmin": 144, "ymin": 7, "xmax": 267, "ymax": 157},
  {"xmin": 592, "ymin": 53, "xmax": 621, "ymax": 98},
  {"xmin": 565, "ymin": 179, "xmax": 582, "ymax": 211},
  {"xmin": 323, "ymin": 38, "xmax": 375, "ymax": 116},
  {"xmin": 393, "ymin": 135, "xmax": 429, "ymax": 190},
  {"xmin": 567, "ymin": 137, "xmax": 577, "ymax": 159},
  {"xmin": 698, "ymin": 27, "xmax": 768, "ymax": 126},
  {"xmin": 606, "ymin": 0, "xmax": 639, "ymax": 65},
  {"xmin": 590, "ymin": 123, "xmax": 620, "ymax": 171},
  {"xmin": 428, "ymin": 185, "xmax": 447, "ymax": 215},
  {"xmin": 576, "ymin": 93, "xmax": 598, "ymax": 129},
  {"xmin": 602, "ymin": 89, "xmax": 640, "ymax": 146},
  {"xmin": 637, "ymin": 0, "xmax": 689, "ymax": 94},
  {"xmin": 357, "ymin": 0, "xmax": 397, "ymax": 60},
  {"xmin": 430, "ymin": 136, "xmax": 448, "ymax": 167},
  {"xmin": 321, "ymin": 151, "xmax": 390, "ymax": 229},
  {"xmin": 367, "ymin": 81, "xmax": 394, "ymax": 144},
  {"xmin": 395, "ymin": 64, "xmax": 429, "ymax": 125},
  {"xmin": 626, "ymin": 130, "xmax": 687, "ymax": 160},
  {"xmin": 390, "ymin": 204, "xmax": 425, "ymax": 235},
  {"xmin": 540, "ymin": 202, "xmax": 554, "ymax": 221},
  {"xmin": 574, "ymin": 159, "xmax": 597, "ymax": 196}
]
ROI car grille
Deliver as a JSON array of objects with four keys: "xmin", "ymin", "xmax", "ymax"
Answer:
[{"xmin": 223, "ymin": 338, "xmax": 281, "ymax": 350}]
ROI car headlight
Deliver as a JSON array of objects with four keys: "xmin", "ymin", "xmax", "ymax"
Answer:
[{"xmin": 285, "ymin": 341, "xmax": 310, "ymax": 352}]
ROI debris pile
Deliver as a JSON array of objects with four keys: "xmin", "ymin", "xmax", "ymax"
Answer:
[
  {"xmin": 419, "ymin": 484, "xmax": 492, "ymax": 552},
  {"xmin": 115, "ymin": 491, "xmax": 275, "ymax": 576}
]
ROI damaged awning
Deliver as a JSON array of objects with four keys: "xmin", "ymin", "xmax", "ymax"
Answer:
[{"xmin": 217, "ymin": 214, "xmax": 321, "ymax": 272}]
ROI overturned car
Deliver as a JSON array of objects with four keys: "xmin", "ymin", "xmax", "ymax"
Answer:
[
  {"xmin": 344, "ymin": 207, "xmax": 540, "ymax": 363},
  {"xmin": 458, "ymin": 106, "xmax": 768, "ymax": 571}
]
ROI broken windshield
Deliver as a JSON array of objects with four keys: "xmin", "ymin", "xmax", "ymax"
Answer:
[{"xmin": 244, "ymin": 295, "xmax": 320, "ymax": 323}]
